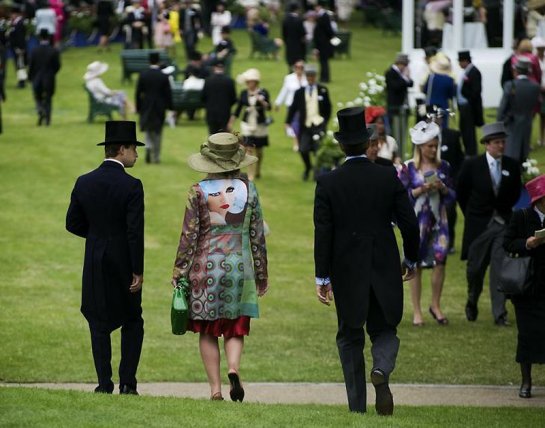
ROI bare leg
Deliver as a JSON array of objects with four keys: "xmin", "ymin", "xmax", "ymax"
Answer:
[
  {"xmin": 410, "ymin": 268, "xmax": 424, "ymax": 325},
  {"xmin": 199, "ymin": 333, "xmax": 221, "ymax": 397},
  {"xmin": 430, "ymin": 265, "xmax": 446, "ymax": 319},
  {"xmin": 224, "ymin": 336, "xmax": 244, "ymax": 375}
]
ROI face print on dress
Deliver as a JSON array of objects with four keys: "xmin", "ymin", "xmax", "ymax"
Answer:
[{"xmin": 200, "ymin": 178, "xmax": 248, "ymax": 225}]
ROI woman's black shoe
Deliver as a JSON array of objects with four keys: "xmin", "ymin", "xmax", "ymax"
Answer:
[
  {"xmin": 519, "ymin": 386, "xmax": 532, "ymax": 399},
  {"xmin": 429, "ymin": 307, "xmax": 448, "ymax": 325},
  {"xmin": 228, "ymin": 372, "xmax": 245, "ymax": 402}
]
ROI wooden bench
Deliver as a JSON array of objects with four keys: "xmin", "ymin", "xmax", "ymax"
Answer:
[
  {"xmin": 120, "ymin": 49, "xmax": 175, "ymax": 82},
  {"xmin": 170, "ymin": 81, "xmax": 204, "ymax": 117},
  {"xmin": 333, "ymin": 31, "xmax": 352, "ymax": 59},
  {"xmin": 84, "ymin": 86, "xmax": 120, "ymax": 123},
  {"xmin": 248, "ymin": 31, "xmax": 280, "ymax": 59}
]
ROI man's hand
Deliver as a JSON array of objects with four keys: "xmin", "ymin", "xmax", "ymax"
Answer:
[
  {"xmin": 129, "ymin": 274, "xmax": 143, "ymax": 293},
  {"xmin": 526, "ymin": 236, "xmax": 545, "ymax": 249},
  {"xmin": 316, "ymin": 284, "xmax": 333, "ymax": 306},
  {"xmin": 401, "ymin": 264, "xmax": 416, "ymax": 282}
]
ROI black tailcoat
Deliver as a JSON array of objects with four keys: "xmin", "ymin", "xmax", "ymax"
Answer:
[
  {"xmin": 456, "ymin": 154, "xmax": 521, "ymax": 259},
  {"xmin": 440, "ymin": 127, "xmax": 464, "ymax": 180},
  {"xmin": 385, "ymin": 66, "xmax": 413, "ymax": 113},
  {"xmin": 135, "ymin": 67, "xmax": 172, "ymax": 132},
  {"xmin": 314, "ymin": 157, "xmax": 419, "ymax": 327},
  {"xmin": 202, "ymin": 72, "xmax": 237, "ymax": 127},
  {"xmin": 28, "ymin": 42, "xmax": 60, "ymax": 95},
  {"xmin": 282, "ymin": 13, "xmax": 306, "ymax": 65},
  {"xmin": 460, "ymin": 65, "xmax": 484, "ymax": 127},
  {"xmin": 66, "ymin": 161, "xmax": 144, "ymax": 328},
  {"xmin": 313, "ymin": 11, "xmax": 334, "ymax": 59},
  {"xmin": 285, "ymin": 84, "xmax": 331, "ymax": 135}
]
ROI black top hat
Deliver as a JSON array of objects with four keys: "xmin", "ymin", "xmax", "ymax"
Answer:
[
  {"xmin": 97, "ymin": 121, "xmax": 144, "ymax": 146},
  {"xmin": 458, "ymin": 50, "xmax": 471, "ymax": 62},
  {"xmin": 149, "ymin": 52, "xmax": 160, "ymax": 64},
  {"xmin": 39, "ymin": 28, "xmax": 50, "ymax": 39},
  {"xmin": 334, "ymin": 107, "xmax": 370, "ymax": 145},
  {"xmin": 424, "ymin": 46, "xmax": 437, "ymax": 58}
]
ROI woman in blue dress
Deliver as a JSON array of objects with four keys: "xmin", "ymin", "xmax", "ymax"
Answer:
[{"xmin": 399, "ymin": 121, "xmax": 455, "ymax": 326}]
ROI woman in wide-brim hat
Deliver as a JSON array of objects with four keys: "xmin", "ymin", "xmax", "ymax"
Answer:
[
  {"xmin": 229, "ymin": 68, "xmax": 272, "ymax": 180},
  {"xmin": 365, "ymin": 105, "xmax": 399, "ymax": 163},
  {"xmin": 84, "ymin": 61, "xmax": 132, "ymax": 119},
  {"xmin": 504, "ymin": 174, "xmax": 545, "ymax": 399},
  {"xmin": 399, "ymin": 121, "xmax": 456, "ymax": 327},
  {"xmin": 423, "ymin": 52, "xmax": 456, "ymax": 128},
  {"xmin": 172, "ymin": 132, "xmax": 269, "ymax": 402}
]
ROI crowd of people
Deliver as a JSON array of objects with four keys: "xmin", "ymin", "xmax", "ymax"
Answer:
[{"xmin": 0, "ymin": 0, "xmax": 542, "ymax": 418}]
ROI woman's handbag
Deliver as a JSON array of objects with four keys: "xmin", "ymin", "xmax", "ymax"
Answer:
[
  {"xmin": 498, "ymin": 209, "xmax": 534, "ymax": 295},
  {"xmin": 171, "ymin": 278, "xmax": 190, "ymax": 335}
]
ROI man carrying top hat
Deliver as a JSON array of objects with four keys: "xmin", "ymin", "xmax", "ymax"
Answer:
[
  {"xmin": 457, "ymin": 50, "xmax": 484, "ymax": 156},
  {"xmin": 456, "ymin": 122, "xmax": 521, "ymax": 325},
  {"xmin": 497, "ymin": 56, "xmax": 541, "ymax": 162},
  {"xmin": 314, "ymin": 107, "xmax": 419, "ymax": 415},
  {"xmin": 66, "ymin": 121, "xmax": 145, "ymax": 395}
]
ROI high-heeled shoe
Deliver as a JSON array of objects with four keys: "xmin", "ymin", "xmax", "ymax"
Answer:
[
  {"xmin": 429, "ymin": 307, "xmax": 448, "ymax": 325},
  {"xmin": 228, "ymin": 372, "xmax": 245, "ymax": 402},
  {"xmin": 519, "ymin": 385, "xmax": 532, "ymax": 399}
]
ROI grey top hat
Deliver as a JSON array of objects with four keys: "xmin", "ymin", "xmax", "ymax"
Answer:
[
  {"xmin": 304, "ymin": 63, "xmax": 318, "ymax": 75},
  {"xmin": 514, "ymin": 56, "xmax": 532, "ymax": 74},
  {"xmin": 395, "ymin": 53, "xmax": 409, "ymax": 65},
  {"xmin": 187, "ymin": 133, "xmax": 258, "ymax": 173},
  {"xmin": 480, "ymin": 122, "xmax": 507, "ymax": 143}
]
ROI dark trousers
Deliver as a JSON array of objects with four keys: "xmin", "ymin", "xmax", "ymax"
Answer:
[
  {"xmin": 466, "ymin": 220, "xmax": 507, "ymax": 321},
  {"xmin": 318, "ymin": 54, "xmax": 330, "ymax": 83},
  {"xmin": 89, "ymin": 317, "xmax": 144, "ymax": 391},
  {"xmin": 336, "ymin": 288, "xmax": 400, "ymax": 413},
  {"xmin": 32, "ymin": 84, "xmax": 52, "ymax": 125},
  {"xmin": 299, "ymin": 124, "xmax": 324, "ymax": 178},
  {"xmin": 459, "ymin": 104, "xmax": 477, "ymax": 156}
]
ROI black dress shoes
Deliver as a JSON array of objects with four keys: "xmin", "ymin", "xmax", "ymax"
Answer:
[
  {"xmin": 495, "ymin": 316, "xmax": 510, "ymax": 327},
  {"xmin": 519, "ymin": 385, "xmax": 532, "ymax": 398},
  {"xmin": 119, "ymin": 384, "xmax": 139, "ymax": 395},
  {"xmin": 371, "ymin": 368, "xmax": 393, "ymax": 416},
  {"xmin": 228, "ymin": 372, "xmax": 245, "ymax": 402},
  {"xmin": 94, "ymin": 383, "xmax": 114, "ymax": 394},
  {"xmin": 465, "ymin": 302, "xmax": 478, "ymax": 321}
]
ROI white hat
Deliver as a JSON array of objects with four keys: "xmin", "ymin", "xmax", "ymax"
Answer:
[
  {"xmin": 84, "ymin": 61, "xmax": 108, "ymax": 80},
  {"xmin": 236, "ymin": 68, "xmax": 261, "ymax": 85},
  {"xmin": 430, "ymin": 52, "xmax": 452, "ymax": 74},
  {"xmin": 409, "ymin": 121, "xmax": 441, "ymax": 145},
  {"xmin": 532, "ymin": 36, "xmax": 545, "ymax": 49}
]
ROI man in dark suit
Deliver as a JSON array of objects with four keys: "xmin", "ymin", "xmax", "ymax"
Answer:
[
  {"xmin": 135, "ymin": 52, "xmax": 172, "ymax": 164},
  {"xmin": 457, "ymin": 50, "xmax": 484, "ymax": 156},
  {"xmin": 66, "ymin": 121, "xmax": 145, "ymax": 395},
  {"xmin": 8, "ymin": 5, "xmax": 27, "ymax": 88},
  {"xmin": 282, "ymin": 2, "xmax": 306, "ymax": 71},
  {"xmin": 497, "ymin": 56, "xmax": 541, "ymax": 163},
  {"xmin": 314, "ymin": 107, "xmax": 419, "ymax": 415},
  {"xmin": 286, "ymin": 64, "xmax": 331, "ymax": 180},
  {"xmin": 179, "ymin": 0, "xmax": 202, "ymax": 58},
  {"xmin": 313, "ymin": 0, "xmax": 334, "ymax": 83},
  {"xmin": 201, "ymin": 59, "xmax": 237, "ymax": 134},
  {"xmin": 385, "ymin": 53, "xmax": 413, "ymax": 160},
  {"xmin": 28, "ymin": 29, "xmax": 60, "ymax": 126},
  {"xmin": 457, "ymin": 122, "xmax": 521, "ymax": 325}
]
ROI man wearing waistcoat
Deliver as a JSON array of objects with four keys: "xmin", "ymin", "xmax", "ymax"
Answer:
[
  {"xmin": 286, "ymin": 64, "xmax": 331, "ymax": 180},
  {"xmin": 456, "ymin": 122, "xmax": 521, "ymax": 325}
]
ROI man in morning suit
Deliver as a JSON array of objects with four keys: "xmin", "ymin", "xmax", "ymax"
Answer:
[
  {"xmin": 9, "ymin": 5, "xmax": 27, "ymax": 88},
  {"xmin": 314, "ymin": 107, "xmax": 419, "ymax": 415},
  {"xmin": 66, "ymin": 121, "xmax": 145, "ymax": 395},
  {"xmin": 385, "ymin": 53, "xmax": 413, "ymax": 160},
  {"xmin": 456, "ymin": 122, "xmax": 521, "ymax": 325},
  {"xmin": 457, "ymin": 50, "xmax": 484, "ymax": 156},
  {"xmin": 286, "ymin": 63, "xmax": 331, "ymax": 180},
  {"xmin": 28, "ymin": 28, "xmax": 60, "ymax": 126},
  {"xmin": 282, "ymin": 2, "xmax": 306, "ymax": 71},
  {"xmin": 201, "ymin": 59, "xmax": 237, "ymax": 134},
  {"xmin": 313, "ymin": 0, "xmax": 334, "ymax": 83},
  {"xmin": 135, "ymin": 52, "xmax": 172, "ymax": 164}
]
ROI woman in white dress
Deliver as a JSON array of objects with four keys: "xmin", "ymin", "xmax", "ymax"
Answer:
[
  {"xmin": 210, "ymin": 2, "xmax": 232, "ymax": 46},
  {"xmin": 274, "ymin": 59, "xmax": 307, "ymax": 151}
]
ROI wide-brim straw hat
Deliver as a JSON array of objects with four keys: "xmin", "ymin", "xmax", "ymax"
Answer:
[
  {"xmin": 84, "ymin": 61, "xmax": 108, "ymax": 80},
  {"xmin": 187, "ymin": 133, "xmax": 258, "ymax": 173},
  {"xmin": 236, "ymin": 68, "xmax": 261, "ymax": 85},
  {"xmin": 430, "ymin": 53, "xmax": 452, "ymax": 74},
  {"xmin": 409, "ymin": 121, "xmax": 441, "ymax": 145}
]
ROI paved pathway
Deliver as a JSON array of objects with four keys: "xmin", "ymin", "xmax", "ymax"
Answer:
[{"xmin": 2, "ymin": 382, "xmax": 544, "ymax": 407}]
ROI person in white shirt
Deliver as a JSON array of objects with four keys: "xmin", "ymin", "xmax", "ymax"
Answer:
[
  {"xmin": 210, "ymin": 2, "xmax": 231, "ymax": 46},
  {"xmin": 84, "ymin": 61, "xmax": 132, "ymax": 119},
  {"xmin": 274, "ymin": 59, "xmax": 307, "ymax": 151}
]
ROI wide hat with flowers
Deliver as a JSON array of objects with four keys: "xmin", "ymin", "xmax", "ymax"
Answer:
[
  {"xmin": 409, "ymin": 121, "xmax": 441, "ymax": 145},
  {"xmin": 187, "ymin": 133, "xmax": 258, "ymax": 173},
  {"xmin": 526, "ymin": 174, "xmax": 545, "ymax": 204}
]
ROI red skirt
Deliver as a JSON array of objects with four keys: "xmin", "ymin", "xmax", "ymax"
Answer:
[{"xmin": 188, "ymin": 316, "xmax": 251, "ymax": 338}]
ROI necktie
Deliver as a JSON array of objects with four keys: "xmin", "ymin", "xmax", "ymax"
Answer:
[
  {"xmin": 308, "ymin": 85, "xmax": 314, "ymax": 96},
  {"xmin": 492, "ymin": 160, "xmax": 501, "ymax": 190}
]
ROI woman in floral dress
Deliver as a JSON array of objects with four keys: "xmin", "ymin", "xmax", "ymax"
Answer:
[
  {"xmin": 172, "ymin": 133, "xmax": 268, "ymax": 401},
  {"xmin": 399, "ymin": 121, "xmax": 455, "ymax": 326}
]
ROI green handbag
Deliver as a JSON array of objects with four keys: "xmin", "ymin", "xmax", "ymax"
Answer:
[{"xmin": 171, "ymin": 278, "xmax": 190, "ymax": 335}]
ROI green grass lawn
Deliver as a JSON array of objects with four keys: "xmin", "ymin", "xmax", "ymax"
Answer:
[
  {"xmin": 1, "ymin": 14, "xmax": 544, "ymax": 388},
  {"xmin": 1, "ymin": 388, "xmax": 543, "ymax": 428}
]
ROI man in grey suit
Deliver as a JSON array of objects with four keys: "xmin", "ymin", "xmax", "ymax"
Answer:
[{"xmin": 497, "ymin": 56, "xmax": 540, "ymax": 162}]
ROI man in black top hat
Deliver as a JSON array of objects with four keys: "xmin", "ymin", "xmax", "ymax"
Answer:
[
  {"xmin": 282, "ymin": 2, "xmax": 306, "ymax": 71},
  {"xmin": 201, "ymin": 59, "xmax": 236, "ymax": 134},
  {"xmin": 457, "ymin": 50, "xmax": 483, "ymax": 156},
  {"xmin": 314, "ymin": 107, "xmax": 419, "ymax": 415},
  {"xmin": 135, "ymin": 52, "xmax": 172, "ymax": 163},
  {"xmin": 313, "ymin": 0, "xmax": 334, "ymax": 83},
  {"xmin": 28, "ymin": 28, "xmax": 60, "ymax": 126},
  {"xmin": 66, "ymin": 121, "xmax": 145, "ymax": 395}
]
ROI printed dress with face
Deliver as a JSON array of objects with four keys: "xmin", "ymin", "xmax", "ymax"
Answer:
[{"xmin": 173, "ymin": 177, "xmax": 268, "ymax": 321}]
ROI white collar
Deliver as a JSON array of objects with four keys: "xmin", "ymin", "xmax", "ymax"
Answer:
[
  {"xmin": 534, "ymin": 206, "xmax": 545, "ymax": 223},
  {"xmin": 104, "ymin": 158, "xmax": 125, "ymax": 168},
  {"xmin": 485, "ymin": 151, "xmax": 501, "ymax": 166},
  {"xmin": 516, "ymin": 75, "xmax": 528, "ymax": 80},
  {"xmin": 345, "ymin": 154, "xmax": 367, "ymax": 161}
]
